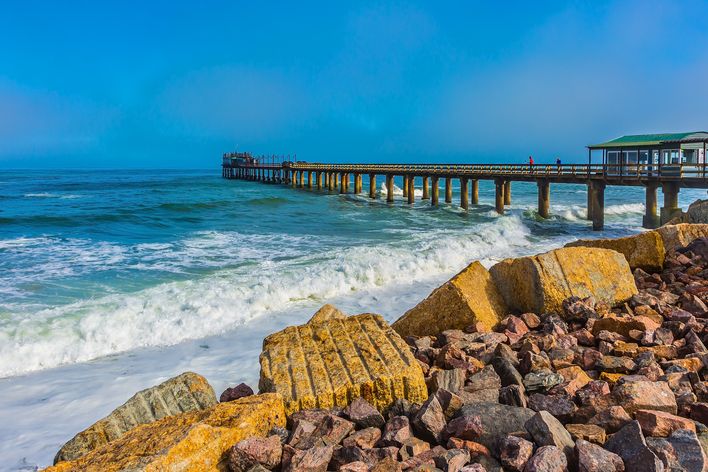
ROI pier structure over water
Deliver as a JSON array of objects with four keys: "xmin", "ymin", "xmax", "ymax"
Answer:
[{"xmin": 222, "ymin": 132, "xmax": 708, "ymax": 231}]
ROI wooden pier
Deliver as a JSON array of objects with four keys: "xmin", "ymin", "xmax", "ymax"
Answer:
[{"xmin": 222, "ymin": 132, "xmax": 708, "ymax": 231}]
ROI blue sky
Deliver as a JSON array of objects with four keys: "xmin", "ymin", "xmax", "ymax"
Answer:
[{"xmin": 1, "ymin": 1, "xmax": 706, "ymax": 168}]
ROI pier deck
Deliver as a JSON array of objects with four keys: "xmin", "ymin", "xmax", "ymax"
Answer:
[{"xmin": 222, "ymin": 161, "xmax": 708, "ymax": 230}]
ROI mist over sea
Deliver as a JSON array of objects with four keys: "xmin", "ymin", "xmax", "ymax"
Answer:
[{"xmin": 0, "ymin": 168, "xmax": 704, "ymax": 469}]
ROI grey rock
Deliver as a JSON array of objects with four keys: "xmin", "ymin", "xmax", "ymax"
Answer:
[
  {"xmin": 523, "ymin": 445, "xmax": 567, "ymax": 472},
  {"xmin": 54, "ymin": 371, "xmax": 216, "ymax": 464},
  {"xmin": 604, "ymin": 421, "xmax": 664, "ymax": 472},
  {"xmin": 524, "ymin": 411, "xmax": 574, "ymax": 462},
  {"xmin": 455, "ymin": 402, "xmax": 535, "ymax": 450},
  {"xmin": 647, "ymin": 428, "xmax": 707, "ymax": 472},
  {"xmin": 575, "ymin": 438, "xmax": 624, "ymax": 472}
]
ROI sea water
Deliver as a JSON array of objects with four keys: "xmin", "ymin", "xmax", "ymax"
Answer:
[{"xmin": 0, "ymin": 169, "xmax": 704, "ymax": 469}]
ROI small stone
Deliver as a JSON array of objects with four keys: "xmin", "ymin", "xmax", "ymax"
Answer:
[
  {"xmin": 596, "ymin": 355, "xmax": 637, "ymax": 374},
  {"xmin": 604, "ymin": 421, "xmax": 663, "ymax": 472},
  {"xmin": 228, "ymin": 435, "xmax": 282, "ymax": 472},
  {"xmin": 646, "ymin": 428, "xmax": 708, "ymax": 472},
  {"xmin": 339, "ymin": 461, "xmax": 369, "ymax": 472},
  {"xmin": 343, "ymin": 427, "xmax": 381, "ymax": 449},
  {"xmin": 566, "ymin": 424, "xmax": 606, "ymax": 444},
  {"xmin": 430, "ymin": 368, "xmax": 467, "ymax": 394},
  {"xmin": 524, "ymin": 411, "xmax": 574, "ymax": 461},
  {"xmin": 220, "ymin": 383, "xmax": 255, "ymax": 402},
  {"xmin": 434, "ymin": 448, "xmax": 471, "ymax": 472},
  {"xmin": 399, "ymin": 437, "xmax": 431, "ymax": 460},
  {"xmin": 295, "ymin": 414, "xmax": 354, "ymax": 449},
  {"xmin": 455, "ymin": 403, "xmax": 535, "ymax": 450},
  {"xmin": 523, "ymin": 445, "xmax": 567, "ymax": 472},
  {"xmin": 491, "ymin": 357, "xmax": 525, "ymax": 388},
  {"xmin": 499, "ymin": 385, "xmax": 528, "ymax": 408},
  {"xmin": 371, "ymin": 457, "xmax": 403, "ymax": 472},
  {"xmin": 446, "ymin": 438, "xmax": 491, "ymax": 458},
  {"xmin": 528, "ymin": 394, "xmax": 577, "ymax": 423},
  {"xmin": 444, "ymin": 415, "xmax": 484, "ymax": 441},
  {"xmin": 381, "ymin": 416, "xmax": 414, "ymax": 447},
  {"xmin": 635, "ymin": 409, "xmax": 696, "ymax": 437},
  {"xmin": 612, "ymin": 380, "xmax": 677, "ymax": 415},
  {"xmin": 413, "ymin": 395, "xmax": 449, "ymax": 444},
  {"xmin": 523, "ymin": 370, "xmax": 564, "ymax": 393},
  {"xmin": 521, "ymin": 313, "xmax": 541, "ymax": 329},
  {"xmin": 575, "ymin": 438, "xmax": 624, "ymax": 472},
  {"xmin": 588, "ymin": 406, "xmax": 632, "ymax": 434},
  {"xmin": 460, "ymin": 465, "xmax": 487, "ymax": 472},
  {"xmin": 282, "ymin": 444, "xmax": 333, "ymax": 472},
  {"xmin": 497, "ymin": 435, "xmax": 534, "ymax": 472},
  {"xmin": 344, "ymin": 397, "xmax": 385, "ymax": 429}
]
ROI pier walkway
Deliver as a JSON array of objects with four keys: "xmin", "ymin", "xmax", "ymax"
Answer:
[{"xmin": 222, "ymin": 161, "xmax": 708, "ymax": 230}]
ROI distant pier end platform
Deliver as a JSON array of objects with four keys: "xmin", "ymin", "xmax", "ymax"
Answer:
[{"xmin": 222, "ymin": 132, "xmax": 708, "ymax": 231}]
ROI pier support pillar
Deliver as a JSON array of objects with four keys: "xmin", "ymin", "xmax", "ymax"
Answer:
[
  {"xmin": 495, "ymin": 180, "xmax": 505, "ymax": 214},
  {"xmin": 422, "ymin": 176, "xmax": 430, "ymax": 200},
  {"xmin": 407, "ymin": 176, "xmax": 415, "ymax": 204},
  {"xmin": 660, "ymin": 182, "xmax": 681, "ymax": 225},
  {"xmin": 316, "ymin": 172, "xmax": 322, "ymax": 190},
  {"xmin": 642, "ymin": 183, "xmax": 660, "ymax": 229},
  {"xmin": 339, "ymin": 173, "xmax": 345, "ymax": 193},
  {"xmin": 503, "ymin": 180, "xmax": 511, "ymax": 205},
  {"xmin": 538, "ymin": 180, "xmax": 550, "ymax": 218},
  {"xmin": 356, "ymin": 174, "xmax": 363, "ymax": 194},
  {"xmin": 402, "ymin": 175, "xmax": 409, "ymax": 198},
  {"xmin": 471, "ymin": 180, "xmax": 479, "ymax": 205},
  {"xmin": 307, "ymin": 171, "xmax": 312, "ymax": 189},
  {"xmin": 369, "ymin": 174, "xmax": 377, "ymax": 199},
  {"xmin": 431, "ymin": 177, "xmax": 439, "ymax": 206},
  {"xmin": 445, "ymin": 178, "xmax": 452, "ymax": 203},
  {"xmin": 591, "ymin": 182, "xmax": 606, "ymax": 231},
  {"xmin": 460, "ymin": 178, "xmax": 469, "ymax": 210},
  {"xmin": 298, "ymin": 171, "xmax": 304, "ymax": 188},
  {"xmin": 586, "ymin": 183, "xmax": 594, "ymax": 220},
  {"xmin": 386, "ymin": 175, "xmax": 394, "ymax": 203}
]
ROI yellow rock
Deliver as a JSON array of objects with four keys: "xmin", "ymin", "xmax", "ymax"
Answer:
[
  {"xmin": 43, "ymin": 393, "xmax": 285, "ymax": 472},
  {"xmin": 489, "ymin": 247, "xmax": 638, "ymax": 315},
  {"xmin": 391, "ymin": 261, "xmax": 508, "ymax": 338},
  {"xmin": 54, "ymin": 371, "xmax": 217, "ymax": 464},
  {"xmin": 599, "ymin": 372, "xmax": 624, "ymax": 385},
  {"xmin": 566, "ymin": 231, "xmax": 665, "ymax": 272},
  {"xmin": 307, "ymin": 303, "xmax": 347, "ymax": 324},
  {"xmin": 259, "ymin": 313, "xmax": 427, "ymax": 416},
  {"xmin": 656, "ymin": 224, "xmax": 708, "ymax": 253}
]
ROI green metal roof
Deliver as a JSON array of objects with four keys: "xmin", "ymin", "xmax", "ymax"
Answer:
[{"xmin": 589, "ymin": 132, "xmax": 708, "ymax": 148}]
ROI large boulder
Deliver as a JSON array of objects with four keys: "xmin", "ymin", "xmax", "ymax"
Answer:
[
  {"xmin": 392, "ymin": 261, "xmax": 507, "ymax": 337},
  {"xmin": 259, "ymin": 312, "xmax": 427, "ymax": 416},
  {"xmin": 566, "ymin": 231, "xmax": 665, "ymax": 272},
  {"xmin": 53, "ymin": 371, "xmax": 217, "ymax": 464},
  {"xmin": 489, "ymin": 247, "xmax": 638, "ymax": 315},
  {"xmin": 667, "ymin": 199, "xmax": 708, "ymax": 225},
  {"xmin": 656, "ymin": 223, "xmax": 708, "ymax": 252},
  {"xmin": 44, "ymin": 393, "xmax": 285, "ymax": 472}
]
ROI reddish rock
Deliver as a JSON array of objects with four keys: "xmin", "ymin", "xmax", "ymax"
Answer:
[
  {"xmin": 588, "ymin": 405, "xmax": 632, "ymax": 434},
  {"xmin": 220, "ymin": 382, "xmax": 254, "ymax": 402},
  {"xmin": 381, "ymin": 416, "xmax": 414, "ymax": 447},
  {"xmin": 444, "ymin": 415, "xmax": 484, "ymax": 441},
  {"xmin": 339, "ymin": 461, "xmax": 369, "ymax": 472},
  {"xmin": 575, "ymin": 438, "xmax": 624, "ymax": 472},
  {"xmin": 646, "ymin": 428, "xmax": 708, "ymax": 472},
  {"xmin": 398, "ymin": 437, "xmax": 431, "ymax": 460},
  {"xmin": 296, "ymin": 414, "xmax": 354, "ymax": 449},
  {"xmin": 413, "ymin": 395, "xmax": 448, "ymax": 444},
  {"xmin": 565, "ymin": 424, "xmax": 606, "ymax": 445},
  {"xmin": 635, "ymin": 409, "xmax": 696, "ymax": 437},
  {"xmin": 228, "ymin": 435, "xmax": 282, "ymax": 472},
  {"xmin": 434, "ymin": 448, "xmax": 471, "ymax": 472},
  {"xmin": 524, "ymin": 411, "xmax": 575, "ymax": 462},
  {"xmin": 344, "ymin": 397, "xmax": 385, "ymax": 429},
  {"xmin": 371, "ymin": 457, "xmax": 403, "ymax": 472},
  {"xmin": 446, "ymin": 438, "xmax": 491, "ymax": 458},
  {"xmin": 523, "ymin": 445, "xmax": 567, "ymax": 472},
  {"xmin": 612, "ymin": 380, "xmax": 677, "ymax": 415},
  {"xmin": 282, "ymin": 444, "xmax": 333, "ymax": 472},
  {"xmin": 343, "ymin": 427, "xmax": 381, "ymax": 449},
  {"xmin": 498, "ymin": 435, "xmax": 534, "ymax": 472}
]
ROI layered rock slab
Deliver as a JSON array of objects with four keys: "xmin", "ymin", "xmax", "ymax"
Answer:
[
  {"xmin": 566, "ymin": 231, "xmax": 665, "ymax": 272},
  {"xmin": 656, "ymin": 223, "xmax": 708, "ymax": 252},
  {"xmin": 489, "ymin": 247, "xmax": 638, "ymax": 314},
  {"xmin": 54, "ymin": 371, "xmax": 217, "ymax": 464},
  {"xmin": 392, "ymin": 261, "xmax": 507, "ymax": 338},
  {"xmin": 44, "ymin": 393, "xmax": 285, "ymax": 472},
  {"xmin": 259, "ymin": 313, "xmax": 427, "ymax": 416}
]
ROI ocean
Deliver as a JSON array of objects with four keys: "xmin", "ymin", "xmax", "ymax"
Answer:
[{"xmin": 0, "ymin": 168, "xmax": 704, "ymax": 469}]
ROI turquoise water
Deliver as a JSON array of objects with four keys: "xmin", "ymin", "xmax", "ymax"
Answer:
[{"xmin": 0, "ymin": 168, "xmax": 704, "ymax": 469}]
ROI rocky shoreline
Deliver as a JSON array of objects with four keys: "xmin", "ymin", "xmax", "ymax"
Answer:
[{"xmin": 44, "ymin": 223, "xmax": 708, "ymax": 472}]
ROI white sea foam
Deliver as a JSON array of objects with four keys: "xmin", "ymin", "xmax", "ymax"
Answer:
[
  {"xmin": 23, "ymin": 193, "xmax": 82, "ymax": 199},
  {"xmin": 0, "ymin": 215, "xmax": 540, "ymax": 378}
]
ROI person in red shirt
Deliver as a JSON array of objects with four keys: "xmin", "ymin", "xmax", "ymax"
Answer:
[{"xmin": 528, "ymin": 156, "xmax": 534, "ymax": 173}]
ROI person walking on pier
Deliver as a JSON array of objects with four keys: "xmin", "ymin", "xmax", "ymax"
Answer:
[
  {"xmin": 528, "ymin": 156, "xmax": 535, "ymax": 173},
  {"xmin": 556, "ymin": 157, "xmax": 562, "ymax": 173}
]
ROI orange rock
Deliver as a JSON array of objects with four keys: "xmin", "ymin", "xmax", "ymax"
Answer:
[
  {"xmin": 43, "ymin": 393, "xmax": 286, "ymax": 472},
  {"xmin": 635, "ymin": 409, "xmax": 696, "ymax": 437}
]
